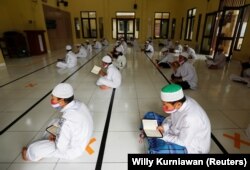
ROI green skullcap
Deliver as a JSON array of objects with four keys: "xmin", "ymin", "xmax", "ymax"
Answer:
[{"xmin": 161, "ymin": 84, "xmax": 184, "ymax": 102}]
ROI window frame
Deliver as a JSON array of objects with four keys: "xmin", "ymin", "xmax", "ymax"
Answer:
[
  {"xmin": 154, "ymin": 12, "xmax": 170, "ymax": 39},
  {"xmin": 185, "ymin": 8, "xmax": 196, "ymax": 41},
  {"xmin": 80, "ymin": 11, "xmax": 97, "ymax": 38},
  {"xmin": 234, "ymin": 5, "xmax": 249, "ymax": 51}
]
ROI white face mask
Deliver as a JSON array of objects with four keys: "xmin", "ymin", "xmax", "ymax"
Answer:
[
  {"xmin": 164, "ymin": 109, "xmax": 177, "ymax": 114},
  {"xmin": 51, "ymin": 100, "xmax": 63, "ymax": 111},
  {"xmin": 103, "ymin": 63, "xmax": 109, "ymax": 68},
  {"xmin": 162, "ymin": 105, "xmax": 178, "ymax": 114}
]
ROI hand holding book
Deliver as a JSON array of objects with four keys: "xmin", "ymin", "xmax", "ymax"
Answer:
[
  {"xmin": 142, "ymin": 119, "xmax": 163, "ymax": 138},
  {"xmin": 91, "ymin": 65, "xmax": 101, "ymax": 75},
  {"xmin": 46, "ymin": 125, "xmax": 59, "ymax": 136}
]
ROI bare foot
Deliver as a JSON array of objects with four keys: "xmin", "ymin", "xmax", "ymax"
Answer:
[
  {"xmin": 22, "ymin": 147, "xmax": 29, "ymax": 161},
  {"xmin": 99, "ymin": 85, "xmax": 110, "ymax": 90}
]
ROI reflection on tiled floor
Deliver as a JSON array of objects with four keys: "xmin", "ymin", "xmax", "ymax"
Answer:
[{"xmin": 0, "ymin": 45, "xmax": 249, "ymax": 170}]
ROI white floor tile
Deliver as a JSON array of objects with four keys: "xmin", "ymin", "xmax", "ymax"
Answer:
[
  {"xmin": 212, "ymin": 129, "xmax": 250, "ymax": 153},
  {"xmin": 0, "ymin": 132, "xmax": 37, "ymax": 162},
  {"xmin": 102, "ymin": 163, "xmax": 127, "ymax": 170},
  {"xmin": 109, "ymin": 112, "xmax": 140, "ymax": 131},
  {"xmin": 103, "ymin": 132, "xmax": 145, "ymax": 162},
  {"xmin": 0, "ymin": 163, "xmax": 10, "ymax": 170},
  {"xmin": 206, "ymin": 110, "xmax": 239, "ymax": 130},
  {"xmin": 55, "ymin": 163, "xmax": 95, "ymax": 170},
  {"xmin": 112, "ymin": 99, "xmax": 139, "ymax": 113},
  {"xmin": 8, "ymin": 163, "xmax": 56, "ymax": 170}
]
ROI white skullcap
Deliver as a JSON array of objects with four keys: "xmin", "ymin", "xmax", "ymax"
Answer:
[
  {"xmin": 66, "ymin": 45, "xmax": 72, "ymax": 50},
  {"xmin": 102, "ymin": 55, "xmax": 112, "ymax": 63},
  {"xmin": 116, "ymin": 46, "xmax": 123, "ymax": 53},
  {"xmin": 52, "ymin": 83, "xmax": 74, "ymax": 98},
  {"xmin": 161, "ymin": 84, "xmax": 184, "ymax": 102},
  {"xmin": 180, "ymin": 52, "xmax": 189, "ymax": 58}
]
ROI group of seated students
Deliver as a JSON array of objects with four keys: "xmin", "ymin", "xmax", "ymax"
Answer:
[
  {"xmin": 156, "ymin": 38, "xmax": 242, "ymax": 90},
  {"xmin": 95, "ymin": 37, "xmax": 128, "ymax": 90},
  {"xmin": 157, "ymin": 40, "xmax": 197, "ymax": 67},
  {"xmin": 56, "ymin": 39, "xmax": 109, "ymax": 69}
]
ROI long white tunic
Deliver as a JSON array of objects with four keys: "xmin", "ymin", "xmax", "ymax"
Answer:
[
  {"xmin": 162, "ymin": 96, "xmax": 211, "ymax": 153},
  {"xmin": 113, "ymin": 54, "xmax": 127, "ymax": 70},
  {"xmin": 145, "ymin": 44, "xmax": 154, "ymax": 53},
  {"xmin": 93, "ymin": 41, "xmax": 102, "ymax": 49},
  {"xmin": 174, "ymin": 61, "xmax": 198, "ymax": 89},
  {"xmin": 86, "ymin": 44, "xmax": 92, "ymax": 53},
  {"xmin": 56, "ymin": 51, "xmax": 77, "ymax": 69},
  {"xmin": 76, "ymin": 46, "xmax": 88, "ymax": 58},
  {"xmin": 115, "ymin": 44, "xmax": 125, "ymax": 54},
  {"xmin": 158, "ymin": 53, "xmax": 176, "ymax": 64},
  {"xmin": 96, "ymin": 64, "xmax": 122, "ymax": 88},
  {"xmin": 186, "ymin": 47, "xmax": 197, "ymax": 59},
  {"xmin": 26, "ymin": 100, "xmax": 93, "ymax": 161}
]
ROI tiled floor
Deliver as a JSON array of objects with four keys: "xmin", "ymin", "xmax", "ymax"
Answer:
[{"xmin": 0, "ymin": 44, "xmax": 249, "ymax": 170}]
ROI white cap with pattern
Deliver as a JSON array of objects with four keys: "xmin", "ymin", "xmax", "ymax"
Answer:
[{"xmin": 161, "ymin": 84, "xmax": 184, "ymax": 102}]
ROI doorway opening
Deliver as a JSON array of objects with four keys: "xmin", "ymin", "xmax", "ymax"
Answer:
[
  {"xmin": 201, "ymin": 4, "xmax": 249, "ymax": 60},
  {"xmin": 112, "ymin": 12, "xmax": 139, "ymax": 41}
]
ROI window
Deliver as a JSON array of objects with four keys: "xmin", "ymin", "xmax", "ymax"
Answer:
[
  {"xmin": 180, "ymin": 17, "xmax": 184, "ymax": 40},
  {"xmin": 154, "ymin": 12, "xmax": 170, "ymax": 38},
  {"xmin": 99, "ymin": 17, "xmax": 104, "ymax": 38},
  {"xmin": 235, "ymin": 5, "xmax": 249, "ymax": 50},
  {"xmin": 196, "ymin": 14, "xmax": 202, "ymax": 42},
  {"xmin": 185, "ymin": 8, "xmax": 196, "ymax": 40},
  {"xmin": 171, "ymin": 18, "xmax": 176, "ymax": 39},
  {"xmin": 80, "ymin": 11, "xmax": 97, "ymax": 38},
  {"xmin": 74, "ymin": 17, "xmax": 80, "ymax": 39}
]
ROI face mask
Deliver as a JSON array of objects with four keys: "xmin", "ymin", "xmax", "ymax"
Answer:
[
  {"xmin": 162, "ymin": 105, "xmax": 177, "ymax": 114},
  {"xmin": 103, "ymin": 63, "xmax": 110, "ymax": 68},
  {"xmin": 51, "ymin": 100, "xmax": 63, "ymax": 111},
  {"xmin": 179, "ymin": 60, "xmax": 185, "ymax": 65}
]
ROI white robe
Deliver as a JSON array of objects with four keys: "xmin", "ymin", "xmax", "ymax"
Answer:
[
  {"xmin": 174, "ymin": 61, "xmax": 198, "ymax": 89},
  {"xmin": 145, "ymin": 44, "xmax": 154, "ymax": 53},
  {"xmin": 93, "ymin": 41, "xmax": 102, "ymax": 49},
  {"xmin": 86, "ymin": 44, "xmax": 92, "ymax": 54},
  {"xmin": 162, "ymin": 96, "xmax": 211, "ymax": 153},
  {"xmin": 56, "ymin": 51, "xmax": 77, "ymax": 69},
  {"xmin": 76, "ymin": 46, "xmax": 88, "ymax": 58},
  {"xmin": 158, "ymin": 53, "xmax": 176, "ymax": 64},
  {"xmin": 26, "ymin": 100, "xmax": 93, "ymax": 161},
  {"xmin": 96, "ymin": 64, "xmax": 122, "ymax": 88},
  {"xmin": 113, "ymin": 54, "xmax": 127, "ymax": 70}
]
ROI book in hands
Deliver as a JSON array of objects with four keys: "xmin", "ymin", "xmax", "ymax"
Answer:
[
  {"xmin": 91, "ymin": 65, "xmax": 101, "ymax": 74},
  {"xmin": 142, "ymin": 119, "xmax": 163, "ymax": 138},
  {"xmin": 46, "ymin": 125, "xmax": 59, "ymax": 136}
]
